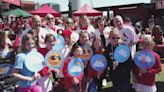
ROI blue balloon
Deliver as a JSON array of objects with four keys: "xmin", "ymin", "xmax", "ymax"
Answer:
[
  {"xmin": 68, "ymin": 58, "xmax": 84, "ymax": 77},
  {"xmin": 0, "ymin": 64, "xmax": 13, "ymax": 75},
  {"xmin": 114, "ymin": 45, "xmax": 130, "ymax": 63},
  {"xmin": 53, "ymin": 34, "xmax": 65, "ymax": 51},
  {"xmin": 134, "ymin": 50, "xmax": 155, "ymax": 69},
  {"xmin": 25, "ymin": 50, "xmax": 44, "ymax": 72},
  {"xmin": 45, "ymin": 50, "xmax": 64, "ymax": 69},
  {"xmin": 90, "ymin": 54, "xmax": 107, "ymax": 72}
]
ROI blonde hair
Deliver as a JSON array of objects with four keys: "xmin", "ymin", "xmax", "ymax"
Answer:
[
  {"xmin": 108, "ymin": 28, "xmax": 123, "ymax": 44},
  {"xmin": 141, "ymin": 35, "xmax": 155, "ymax": 50},
  {"xmin": 65, "ymin": 18, "xmax": 74, "ymax": 24},
  {"xmin": 79, "ymin": 15, "xmax": 90, "ymax": 27},
  {"xmin": 64, "ymin": 17, "xmax": 74, "ymax": 28},
  {"xmin": 108, "ymin": 28, "xmax": 120, "ymax": 38}
]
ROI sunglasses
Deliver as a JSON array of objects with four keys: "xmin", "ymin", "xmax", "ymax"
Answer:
[
  {"xmin": 46, "ymin": 40, "xmax": 55, "ymax": 44},
  {"xmin": 51, "ymin": 55, "xmax": 61, "ymax": 60},
  {"xmin": 111, "ymin": 37, "xmax": 120, "ymax": 40},
  {"xmin": 47, "ymin": 18, "xmax": 53, "ymax": 20}
]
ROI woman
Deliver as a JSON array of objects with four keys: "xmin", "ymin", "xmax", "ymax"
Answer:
[
  {"xmin": 77, "ymin": 15, "xmax": 95, "ymax": 40},
  {"xmin": 94, "ymin": 17, "xmax": 112, "ymax": 47}
]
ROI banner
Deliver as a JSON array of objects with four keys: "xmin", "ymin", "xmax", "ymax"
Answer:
[{"xmin": 2, "ymin": 0, "xmax": 21, "ymax": 6}]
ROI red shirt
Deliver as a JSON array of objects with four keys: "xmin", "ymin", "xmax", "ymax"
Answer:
[
  {"xmin": 88, "ymin": 63, "xmax": 105, "ymax": 79},
  {"xmin": 0, "ymin": 23, "xmax": 2, "ymax": 31},
  {"xmin": 13, "ymin": 36, "xmax": 20, "ymax": 51},
  {"xmin": 62, "ymin": 57, "xmax": 84, "ymax": 88},
  {"xmin": 38, "ymin": 48, "xmax": 49, "ymax": 57},
  {"xmin": 80, "ymin": 26, "xmax": 88, "ymax": 30},
  {"xmin": 4, "ymin": 23, "xmax": 10, "ymax": 30},
  {"xmin": 133, "ymin": 51, "xmax": 162, "ymax": 86},
  {"xmin": 38, "ymin": 48, "xmax": 50, "ymax": 76},
  {"xmin": 88, "ymin": 50, "xmax": 105, "ymax": 79}
]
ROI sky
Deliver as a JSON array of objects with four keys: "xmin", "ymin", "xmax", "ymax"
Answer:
[{"xmin": 22, "ymin": 0, "xmax": 151, "ymax": 11}]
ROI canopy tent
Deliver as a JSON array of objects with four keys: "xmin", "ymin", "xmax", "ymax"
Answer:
[
  {"xmin": 2, "ymin": 0, "xmax": 21, "ymax": 6},
  {"xmin": 73, "ymin": 4, "xmax": 102, "ymax": 16},
  {"xmin": 3, "ymin": 8, "xmax": 32, "ymax": 17},
  {"xmin": 30, "ymin": 4, "xmax": 61, "ymax": 17}
]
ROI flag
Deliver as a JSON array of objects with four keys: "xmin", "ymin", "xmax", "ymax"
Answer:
[{"xmin": 2, "ymin": 0, "xmax": 21, "ymax": 6}]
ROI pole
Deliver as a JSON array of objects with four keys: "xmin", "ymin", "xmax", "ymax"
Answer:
[
  {"xmin": 0, "ymin": 0, "xmax": 3, "ymax": 18},
  {"xmin": 107, "ymin": 9, "xmax": 110, "ymax": 20},
  {"xmin": 90, "ymin": 0, "xmax": 93, "ymax": 7},
  {"xmin": 68, "ymin": 0, "xmax": 72, "ymax": 18}
]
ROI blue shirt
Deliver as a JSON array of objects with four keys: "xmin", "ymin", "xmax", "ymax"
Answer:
[{"xmin": 14, "ymin": 52, "xmax": 36, "ymax": 88}]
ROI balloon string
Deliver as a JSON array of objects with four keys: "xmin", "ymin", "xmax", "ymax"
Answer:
[{"xmin": 111, "ymin": 46, "xmax": 114, "ymax": 62}]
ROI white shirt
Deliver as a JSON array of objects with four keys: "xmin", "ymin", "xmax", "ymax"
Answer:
[
  {"xmin": 44, "ymin": 26, "xmax": 57, "ymax": 36},
  {"xmin": 44, "ymin": 24, "xmax": 63, "ymax": 35},
  {"xmin": 119, "ymin": 25, "xmax": 139, "ymax": 58},
  {"xmin": 76, "ymin": 25, "xmax": 96, "ymax": 38},
  {"xmin": 0, "ymin": 38, "xmax": 12, "ymax": 58}
]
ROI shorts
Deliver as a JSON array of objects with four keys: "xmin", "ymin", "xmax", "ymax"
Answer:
[{"xmin": 133, "ymin": 83, "xmax": 157, "ymax": 92}]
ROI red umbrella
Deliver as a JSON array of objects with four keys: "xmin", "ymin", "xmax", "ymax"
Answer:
[
  {"xmin": 73, "ymin": 4, "xmax": 102, "ymax": 16},
  {"xmin": 30, "ymin": 4, "xmax": 61, "ymax": 17}
]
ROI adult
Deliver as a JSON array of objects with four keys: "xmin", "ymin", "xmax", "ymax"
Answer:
[
  {"xmin": 76, "ymin": 14, "xmax": 95, "ymax": 41},
  {"xmin": 64, "ymin": 18, "xmax": 75, "ymax": 31},
  {"xmin": 113, "ymin": 15, "xmax": 139, "ymax": 58},
  {"xmin": 152, "ymin": 25, "xmax": 163, "ymax": 44},
  {"xmin": 124, "ymin": 17, "xmax": 135, "ymax": 30},
  {"xmin": 94, "ymin": 17, "xmax": 112, "ymax": 47},
  {"xmin": 44, "ymin": 14, "xmax": 62, "ymax": 35},
  {"xmin": 21, "ymin": 15, "xmax": 49, "ymax": 48}
]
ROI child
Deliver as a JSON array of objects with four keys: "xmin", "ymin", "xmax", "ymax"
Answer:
[
  {"xmin": 77, "ymin": 31, "xmax": 92, "ymax": 92},
  {"xmin": 62, "ymin": 45, "xmax": 84, "ymax": 92},
  {"xmin": 12, "ymin": 33, "xmax": 42, "ymax": 92},
  {"xmin": 133, "ymin": 35, "xmax": 162, "ymax": 92},
  {"xmin": 105, "ymin": 28, "xmax": 133, "ymax": 92},
  {"xmin": 78, "ymin": 31, "xmax": 92, "ymax": 46},
  {"xmin": 88, "ymin": 36, "xmax": 106, "ymax": 92},
  {"xmin": 55, "ymin": 30, "xmax": 73, "ymax": 92},
  {"xmin": 37, "ymin": 34, "xmax": 55, "ymax": 92}
]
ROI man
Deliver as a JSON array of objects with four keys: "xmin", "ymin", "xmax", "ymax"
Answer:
[
  {"xmin": 113, "ymin": 15, "xmax": 139, "ymax": 58},
  {"xmin": 21, "ymin": 15, "xmax": 49, "ymax": 48},
  {"xmin": 45, "ymin": 13, "xmax": 63, "ymax": 35},
  {"xmin": 123, "ymin": 17, "xmax": 135, "ymax": 30}
]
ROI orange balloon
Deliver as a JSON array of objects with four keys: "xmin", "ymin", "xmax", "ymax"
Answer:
[{"xmin": 48, "ymin": 52, "xmax": 61, "ymax": 67}]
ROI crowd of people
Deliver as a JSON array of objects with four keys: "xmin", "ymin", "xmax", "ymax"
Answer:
[{"xmin": 0, "ymin": 13, "xmax": 163, "ymax": 92}]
